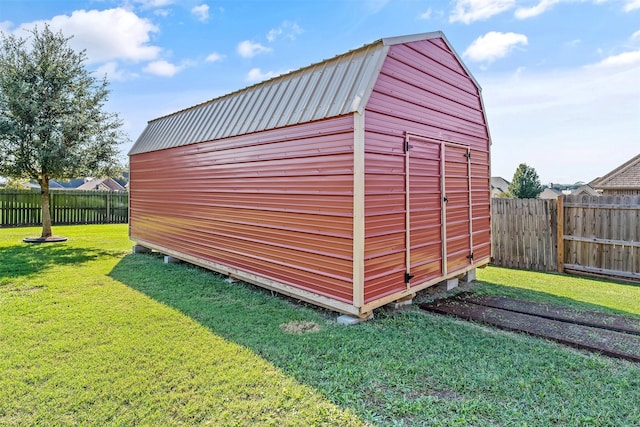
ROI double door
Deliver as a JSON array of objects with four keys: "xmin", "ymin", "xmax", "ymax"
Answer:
[{"xmin": 404, "ymin": 134, "xmax": 474, "ymax": 286}]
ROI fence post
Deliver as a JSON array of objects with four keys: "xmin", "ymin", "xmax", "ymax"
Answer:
[{"xmin": 557, "ymin": 195, "xmax": 564, "ymax": 273}]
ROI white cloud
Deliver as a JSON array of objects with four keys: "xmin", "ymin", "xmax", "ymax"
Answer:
[
  {"xmin": 0, "ymin": 20, "xmax": 12, "ymax": 32},
  {"xmin": 205, "ymin": 52, "xmax": 224, "ymax": 62},
  {"xmin": 143, "ymin": 60, "xmax": 182, "ymax": 77},
  {"xmin": 591, "ymin": 49, "xmax": 640, "ymax": 67},
  {"xmin": 95, "ymin": 61, "xmax": 129, "ymax": 81},
  {"xmin": 10, "ymin": 8, "xmax": 160, "ymax": 64},
  {"xmin": 266, "ymin": 28, "xmax": 282, "ymax": 42},
  {"xmin": 419, "ymin": 8, "xmax": 433, "ymax": 19},
  {"xmin": 135, "ymin": 0, "xmax": 174, "ymax": 8},
  {"xmin": 237, "ymin": 40, "xmax": 271, "ymax": 58},
  {"xmin": 588, "ymin": 29, "xmax": 640, "ymax": 68},
  {"xmin": 463, "ymin": 31, "xmax": 528, "ymax": 62},
  {"xmin": 624, "ymin": 0, "xmax": 640, "ymax": 11},
  {"xmin": 154, "ymin": 9, "xmax": 171, "ymax": 17},
  {"xmin": 266, "ymin": 21, "xmax": 303, "ymax": 42},
  {"xmin": 515, "ymin": 0, "xmax": 562, "ymax": 19},
  {"xmin": 246, "ymin": 68, "xmax": 279, "ymax": 82},
  {"xmin": 449, "ymin": 0, "xmax": 515, "ymax": 24},
  {"xmin": 482, "ymin": 63, "xmax": 640, "ymax": 184},
  {"xmin": 191, "ymin": 4, "xmax": 209, "ymax": 22}
]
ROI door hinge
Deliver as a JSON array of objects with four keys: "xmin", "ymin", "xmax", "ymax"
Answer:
[
  {"xmin": 464, "ymin": 152, "xmax": 471, "ymax": 159},
  {"xmin": 443, "ymin": 195, "xmax": 448, "ymax": 202},
  {"xmin": 404, "ymin": 141, "xmax": 413, "ymax": 152},
  {"xmin": 466, "ymin": 252, "xmax": 474, "ymax": 260},
  {"xmin": 404, "ymin": 272, "xmax": 415, "ymax": 284}
]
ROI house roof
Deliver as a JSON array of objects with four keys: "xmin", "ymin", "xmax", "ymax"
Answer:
[
  {"xmin": 490, "ymin": 177, "xmax": 510, "ymax": 192},
  {"xmin": 129, "ymin": 31, "xmax": 477, "ymax": 156},
  {"xmin": 76, "ymin": 178, "xmax": 126, "ymax": 191},
  {"xmin": 539, "ymin": 187, "xmax": 562, "ymax": 199},
  {"xmin": 591, "ymin": 153, "xmax": 640, "ymax": 190},
  {"xmin": 571, "ymin": 184, "xmax": 599, "ymax": 196}
]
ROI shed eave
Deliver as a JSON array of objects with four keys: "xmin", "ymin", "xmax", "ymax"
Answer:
[{"xmin": 381, "ymin": 31, "xmax": 444, "ymax": 46}]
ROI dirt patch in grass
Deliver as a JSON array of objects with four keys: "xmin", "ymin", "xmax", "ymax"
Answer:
[
  {"xmin": 279, "ymin": 321, "xmax": 321, "ymax": 334},
  {"xmin": 5, "ymin": 283, "xmax": 45, "ymax": 293}
]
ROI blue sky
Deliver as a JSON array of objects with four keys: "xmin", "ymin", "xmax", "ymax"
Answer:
[{"xmin": 2, "ymin": 0, "xmax": 639, "ymax": 184}]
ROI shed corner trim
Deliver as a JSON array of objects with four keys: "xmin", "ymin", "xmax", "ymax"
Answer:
[{"xmin": 352, "ymin": 111, "xmax": 365, "ymax": 308}]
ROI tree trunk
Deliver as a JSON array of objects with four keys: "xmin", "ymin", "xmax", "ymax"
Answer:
[{"xmin": 40, "ymin": 177, "xmax": 53, "ymax": 238}]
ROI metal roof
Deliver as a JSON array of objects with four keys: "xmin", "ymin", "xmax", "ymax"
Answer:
[{"xmin": 129, "ymin": 31, "xmax": 454, "ymax": 155}]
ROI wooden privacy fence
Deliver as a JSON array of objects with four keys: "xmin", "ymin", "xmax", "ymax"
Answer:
[
  {"xmin": 0, "ymin": 190, "xmax": 128, "ymax": 227},
  {"xmin": 562, "ymin": 195, "xmax": 640, "ymax": 282},
  {"xmin": 491, "ymin": 198, "xmax": 558, "ymax": 272},
  {"xmin": 491, "ymin": 195, "xmax": 640, "ymax": 282}
]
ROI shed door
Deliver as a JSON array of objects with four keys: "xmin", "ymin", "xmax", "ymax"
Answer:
[
  {"xmin": 405, "ymin": 135, "xmax": 472, "ymax": 287},
  {"xmin": 442, "ymin": 142, "xmax": 473, "ymax": 274}
]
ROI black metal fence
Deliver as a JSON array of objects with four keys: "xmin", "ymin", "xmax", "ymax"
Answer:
[{"xmin": 0, "ymin": 190, "xmax": 128, "ymax": 227}]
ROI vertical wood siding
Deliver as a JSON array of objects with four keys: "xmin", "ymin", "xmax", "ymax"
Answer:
[
  {"xmin": 363, "ymin": 39, "xmax": 491, "ymax": 303},
  {"xmin": 130, "ymin": 116, "xmax": 355, "ymax": 302}
]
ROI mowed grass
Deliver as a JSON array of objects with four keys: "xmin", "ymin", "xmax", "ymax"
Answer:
[
  {"xmin": 476, "ymin": 266, "xmax": 640, "ymax": 317},
  {"xmin": 0, "ymin": 225, "xmax": 363, "ymax": 426},
  {"xmin": 1, "ymin": 224, "xmax": 639, "ymax": 426}
]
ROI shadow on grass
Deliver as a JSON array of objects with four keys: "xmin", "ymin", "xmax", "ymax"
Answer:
[
  {"xmin": 0, "ymin": 242, "xmax": 124, "ymax": 279},
  {"xmin": 109, "ymin": 253, "xmax": 640, "ymax": 426}
]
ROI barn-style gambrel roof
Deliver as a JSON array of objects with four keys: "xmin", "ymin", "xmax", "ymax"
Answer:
[
  {"xmin": 129, "ymin": 31, "xmax": 477, "ymax": 155},
  {"xmin": 591, "ymin": 153, "xmax": 640, "ymax": 191}
]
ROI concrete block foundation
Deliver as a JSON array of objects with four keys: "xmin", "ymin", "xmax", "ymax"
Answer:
[
  {"xmin": 132, "ymin": 244, "xmax": 151, "ymax": 254},
  {"xmin": 163, "ymin": 255, "xmax": 182, "ymax": 264},
  {"xmin": 337, "ymin": 313, "xmax": 373, "ymax": 325}
]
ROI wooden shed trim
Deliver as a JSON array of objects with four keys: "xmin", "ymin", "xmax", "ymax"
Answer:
[{"xmin": 353, "ymin": 112, "xmax": 365, "ymax": 307}]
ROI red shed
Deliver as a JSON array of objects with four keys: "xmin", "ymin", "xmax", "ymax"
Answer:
[{"xmin": 129, "ymin": 32, "xmax": 491, "ymax": 318}]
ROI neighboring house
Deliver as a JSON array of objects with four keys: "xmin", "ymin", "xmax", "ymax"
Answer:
[
  {"xmin": 26, "ymin": 179, "xmax": 67, "ymax": 190},
  {"xmin": 571, "ymin": 184, "xmax": 599, "ymax": 196},
  {"xmin": 491, "ymin": 176, "xmax": 510, "ymax": 198},
  {"xmin": 76, "ymin": 177, "xmax": 126, "ymax": 192},
  {"xmin": 591, "ymin": 153, "xmax": 640, "ymax": 196},
  {"xmin": 539, "ymin": 187, "xmax": 562, "ymax": 199}
]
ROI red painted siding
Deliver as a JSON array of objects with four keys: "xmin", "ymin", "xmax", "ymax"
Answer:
[
  {"xmin": 130, "ymin": 116, "xmax": 355, "ymax": 302},
  {"xmin": 363, "ymin": 39, "xmax": 491, "ymax": 303}
]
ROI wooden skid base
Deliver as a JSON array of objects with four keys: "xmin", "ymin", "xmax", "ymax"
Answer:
[
  {"xmin": 420, "ymin": 295, "xmax": 640, "ymax": 363},
  {"xmin": 457, "ymin": 293, "xmax": 640, "ymax": 336}
]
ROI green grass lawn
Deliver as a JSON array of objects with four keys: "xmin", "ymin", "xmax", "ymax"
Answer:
[
  {"xmin": 1, "ymin": 224, "xmax": 639, "ymax": 426},
  {"xmin": 475, "ymin": 267, "xmax": 640, "ymax": 317}
]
